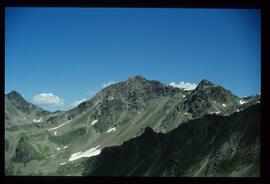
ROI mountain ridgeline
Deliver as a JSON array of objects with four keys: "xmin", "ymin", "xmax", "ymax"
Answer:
[{"xmin": 5, "ymin": 76, "xmax": 260, "ymax": 176}]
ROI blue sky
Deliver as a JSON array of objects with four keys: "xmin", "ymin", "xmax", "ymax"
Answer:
[{"xmin": 5, "ymin": 8, "xmax": 261, "ymax": 111}]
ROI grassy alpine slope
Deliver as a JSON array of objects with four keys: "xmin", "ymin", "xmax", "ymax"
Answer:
[{"xmin": 81, "ymin": 104, "xmax": 260, "ymax": 177}]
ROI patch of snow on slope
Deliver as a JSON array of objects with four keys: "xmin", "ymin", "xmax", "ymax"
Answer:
[
  {"xmin": 57, "ymin": 147, "xmax": 61, "ymax": 151},
  {"xmin": 64, "ymin": 146, "xmax": 68, "ymax": 149},
  {"xmin": 24, "ymin": 117, "xmax": 27, "ymax": 120},
  {"xmin": 215, "ymin": 111, "xmax": 220, "ymax": 114},
  {"xmin": 91, "ymin": 119, "xmax": 98, "ymax": 125},
  {"xmin": 257, "ymin": 101, "xmax": 260, "ymax": 103},
  {"xmin": 239, "ymin": 99, "xmax": 247, "ymax": 105},
  {"xmin": 54, "ymin": 131, "xmax": 57, "ymax": 136},
  {"xmin": 222, "ymin": 104, "xmax": 226, "ymax": 107},
  {"xmin": 60, "ymin": 162, "xmax": 66, "ymax": 166},
  {"xmin": 184, "ymin": 112, "xmax": 188, "ymax": 115},
  {"xmin": 183, "ymin": 95, "xmax": 186, "ymax": 98},
  {"xmin": 48, "ymin": 120, "xmax": 71, "ymax": 131},
  {"xmin": 68, "ymin": 145, "xmax": 101, "ymax": 161},
  {"xmin": 236, "ymin": 109, "xmax": 240, "ymax": 112},
  {"xmin": 107, "ymin": 127, "xmax": 117, "ymax": 133},
  {"xmin": 33, "ymin": 117, "xmax": 43, "ymax": 123}
]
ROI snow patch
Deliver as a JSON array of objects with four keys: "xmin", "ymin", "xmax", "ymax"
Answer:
[
  {"xmin": 33, "ymin": 117, "xmax": 43, "ymax": 123},
  {"xmin": 222, "ymin": 104, "xmax": 226, "ymax": 107},
  {"xmin": 60, "ymin": 162, "xmax": 66, "ymax": 166},
  {"xmin": 24, "ymin": 117, "xmax": 27, "ymax": 120},
  {"xmin": 107, "ymin": 127, "xmax": 117, "ymax": 133},
  {"xmin": 138, "ymin": 111, "xmax": 141, "ymax": 114},
  {"xmin": 184, "ymin": 112, "xmax": 188, "ymax": 115},
  {"xmin": 239, "ymin": 99, "xmax": 247, "ymax": 105},
  {"xmin": 215, "ymin": 111, "xmax": 220, "ymax": 114},
  {"xmin": 68, "ymin": 145, "xmax": 101, "ymax": 161},
  {"xmin": 64, "ymin": 146, "xmax": 68, "ymax": 149},
  {"xmin": 183, "ymin": 95, "xmax": 186, "ymax": 98},
  {"xmin": 257, "ymin": 101, "xmax": 260, "ymax": 103},
  {"xmin": 54, "ymin": 131, "xmax": 57, "ymax": 136},
  {"xmin": 57, "ymin": 147, "xmax": 61, "ymax": 151},
  {"xmin": 91, "ymin": 119, "xmax": 98, "ymax": 125},
  {"xmin": 236, "ymin": 109, "xmax": 240, "ymax": 112},
  {"xmin": 48, "ymin": 120, "xmax": 71, "ymax": 131}
]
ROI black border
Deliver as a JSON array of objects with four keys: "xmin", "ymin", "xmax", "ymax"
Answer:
[
  {"xmin": 1, "ymin": 0, "xmax": 269, "ymax": 184},
  {"xmin": 0, "ymin": 0, "xmax": 265, "ymax": 8}
]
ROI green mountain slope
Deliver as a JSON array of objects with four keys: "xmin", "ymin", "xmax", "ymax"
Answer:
[{"xmin": 81, "ymin": 104, "xmax": 260, "ymax": 177}]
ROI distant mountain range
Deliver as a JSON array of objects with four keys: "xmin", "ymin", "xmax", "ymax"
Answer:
[{"xmin": 5, "ymin": 76, "xmax": 260, "ymax": 176}]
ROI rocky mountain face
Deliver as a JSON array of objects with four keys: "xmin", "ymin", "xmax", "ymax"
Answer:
[
  {"xmin": 81, "ymin": 104, "xmax": 260, "ymax": 177},
  {"xmin": 5, "ymin": 91, "xmax": 50, "ymax": 124},
  {"xmin": 4, "ymin": 76, "xmax": 260, "ymax": 176}
]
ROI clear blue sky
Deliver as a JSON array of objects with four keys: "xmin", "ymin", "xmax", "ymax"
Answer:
[{"xmin": 5, "ymin": 8, "xmax": 261, "ymax": 111}]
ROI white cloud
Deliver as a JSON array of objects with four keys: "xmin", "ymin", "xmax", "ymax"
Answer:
[
  {"xmin": 68, "ymin": 98, "xmax": 87, "ymax": 108},
  {"xmin": 32, "ymin": 93, "xmax": 64, "ymax": 106},
  {"xmin": 169, "ymin": 81, "xmax": 197, "ymax": 91},
  {"xmin": 101, "ymin": 81, "xmax": 115, "ymax": 88}
]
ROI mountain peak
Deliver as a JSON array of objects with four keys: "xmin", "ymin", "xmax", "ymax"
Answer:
[
  {"xmin": 7, "ymin": 90, "xmax": 24, "ymax": 100},
  {"xmin": 196, "ymin": 79, "xmax": 215, "ymax": 89},
  {"xmin": 6, "ymin": 90, "xmax": 40, "ymax": 113},
  {"xmin": 127, "ymin": 75, "xmax": 146, "ymax": 82}
]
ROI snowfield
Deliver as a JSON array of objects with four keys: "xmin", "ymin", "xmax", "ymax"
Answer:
[
  {"xmin": 91, "ymin": 119, "xmax": 98, "ymax": 125},
  {"xmin": 107, "ymin": 127, "xmax": 117, "ymax": 133},
  {"xmin": 68, "ymin": 145, "xmax": 101, "ymax": 161},
  {"xmin": 48, "ymin": 120, "xmax": 71, "ymax": 131},
  {"xmin": 222, "ymin": 104, "xmax": 226, "ymax": 107},
  {"xmin": 33, "ymin": 117, "xmax": 43, "ymax": 123},
  {"xmin": 239, "ymin": 99, "xmax": 247, "ymax": 105}
]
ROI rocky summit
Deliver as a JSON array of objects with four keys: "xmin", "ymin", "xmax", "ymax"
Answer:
[{"xmin": 5, "ymin": 76, "xmax": 260, "ymax": 176}]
